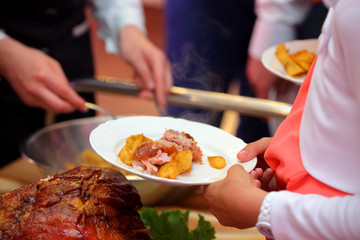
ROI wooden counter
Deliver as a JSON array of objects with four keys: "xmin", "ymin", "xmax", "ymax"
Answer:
[{"xmin": 0, "ymin": 159, "xmax": 264, "ymax": 240}]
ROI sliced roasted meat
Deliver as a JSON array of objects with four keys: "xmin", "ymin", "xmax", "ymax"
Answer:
[{"xmin": 160, "ymin": 129, "xmax": 203, "ymax": 163}]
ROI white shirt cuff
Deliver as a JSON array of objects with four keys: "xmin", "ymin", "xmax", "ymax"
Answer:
[
  {"xmin": 256, "ymin": 191, "xmax": 277, "ymax": 239},
  {"xmin": 92, "ymin": 0, "xmax": 146, "ymax": 53},
  {"xmin": 0, "ymin": 30, "xmax": 8, "ymax": 41}
]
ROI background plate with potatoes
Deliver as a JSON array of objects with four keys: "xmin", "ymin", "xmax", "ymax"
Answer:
[{"xmin": 261, "ymin": 39, "xmax": 318, "ymax": 85}]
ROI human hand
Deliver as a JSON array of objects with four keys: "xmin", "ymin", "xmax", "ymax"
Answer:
[
  {"xmin": 203, "ymin": 164, "xmax": 267, "ymax": 229},
  {"xmin": 237, "ymin": 137, "xmax": 272, "ymax": 166},
  {"xmin": 246, "ymin": 57, "xmax": 278, "ymax": 99},
  {"xmin": 0, "ymin": 38, "xmax": 87, "ymax": 113},
  {"xmin": 237, "ymin": 137, "xmax": 276, "ymax": 191},
  {"xmin": 246, "ymin": 56, "xmax": 295, "ymax": 99},
  {"xmin": 119, "ymin": 26, "xmax": 172, "ymax": 107},
  {"xmin": 250, "ymin": 167, "xmax": 276, "ymax": 191}
]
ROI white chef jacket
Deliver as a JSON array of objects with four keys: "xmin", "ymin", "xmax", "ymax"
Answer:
[
  {"xmin": 300, "ymin": 0, "xmax": 360, "ymax": 195},
  {"xmin": 0, "ymin": 0, "xmax": 146, "ymax": 54},
  {"xmin": 258, "ymin": 0, "xmax": 360, "ymax": 239}
]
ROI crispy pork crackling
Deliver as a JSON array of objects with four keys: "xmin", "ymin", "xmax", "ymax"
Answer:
[{"xmin": 0, "ymin": 166, "xmax": 150, "ymax": 240}]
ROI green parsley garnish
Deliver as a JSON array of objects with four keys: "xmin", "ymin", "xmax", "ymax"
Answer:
[{"xmin": 140, "ymin": 207, "xmax": 216, "ymax": 240}]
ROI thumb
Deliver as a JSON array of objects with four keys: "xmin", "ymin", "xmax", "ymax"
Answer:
[{"xmin": 237, "ymin": 137, "xmax": 272, "ymax": 162}]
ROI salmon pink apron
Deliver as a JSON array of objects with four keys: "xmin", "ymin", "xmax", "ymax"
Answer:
[{"xmin": 264, "ymin": 58, "xmax": 348, "ymax": 197}]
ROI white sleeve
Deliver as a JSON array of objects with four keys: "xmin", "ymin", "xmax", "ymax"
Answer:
[
  {"xmin": 268, "ymin": 191, "xmax": 360, "ymax": 239},
  {"xmin": 248, "ymin": 0, "xmax": 312, "ymax": 60},
  {"xmin": 91, "ymin": 0, "xmax": 146, "ymax": 53},
  {"xmin": 0, "ymin": 30, "xmax": 8, "ymax": 41}
]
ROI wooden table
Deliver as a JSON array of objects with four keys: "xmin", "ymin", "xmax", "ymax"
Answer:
[{"xmin": 0, "ymin": 158, "xmax": 265, "ymax": 240}]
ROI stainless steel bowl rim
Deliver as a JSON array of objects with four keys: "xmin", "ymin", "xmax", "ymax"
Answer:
[{"xmin": 20, "ymin": 116, "xmax": 144, "ymax": 181}]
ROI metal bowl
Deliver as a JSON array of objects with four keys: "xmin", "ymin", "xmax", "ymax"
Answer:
[{"xmin": 21, "ymin": 116, "xmax": 198, "ymax": 206}]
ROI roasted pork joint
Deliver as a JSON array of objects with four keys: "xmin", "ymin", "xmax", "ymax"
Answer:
[{"xmin": 0, "ymin": 166, "xmax": 150, "ymax": 240}]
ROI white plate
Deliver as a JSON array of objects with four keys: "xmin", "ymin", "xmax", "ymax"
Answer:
[
  {"xmin": 90, "ymin": 116, "xmax": 257, "ymax": 186},
  {"xmin": 261, "ymin": 39, "xmax": 318, "ymax": 85}
]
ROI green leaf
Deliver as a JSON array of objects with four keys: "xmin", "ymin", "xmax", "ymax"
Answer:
[
  {"xmin": 140, "ymin": 207, "xmax": 215, "ymax": 240},
  {"xmin": 191, "ymin": 214, "xmax": 216, "ymax": 240}
]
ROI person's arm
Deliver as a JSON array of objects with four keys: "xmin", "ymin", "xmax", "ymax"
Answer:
[
  {"xmin": 270, "ymin": 192, "xmax": 360, "ymax": 239},
  {"xmin": 0, "ymin": 36, "xmax": 87, "ymax": 113},
  {"xmin": 91, "ymin": 0, "xmax": 172, "ymax": 107},
  {"xmin": 249, "ymin": 0, "xmax": 312, "ymax": 61},
  {"xmin": 203, "ymin": 165, "xmax": 360, "ymax": 239},
  {"xmin": 247, "ymin": 0, "xmax": 312, "ymax": 98}
]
